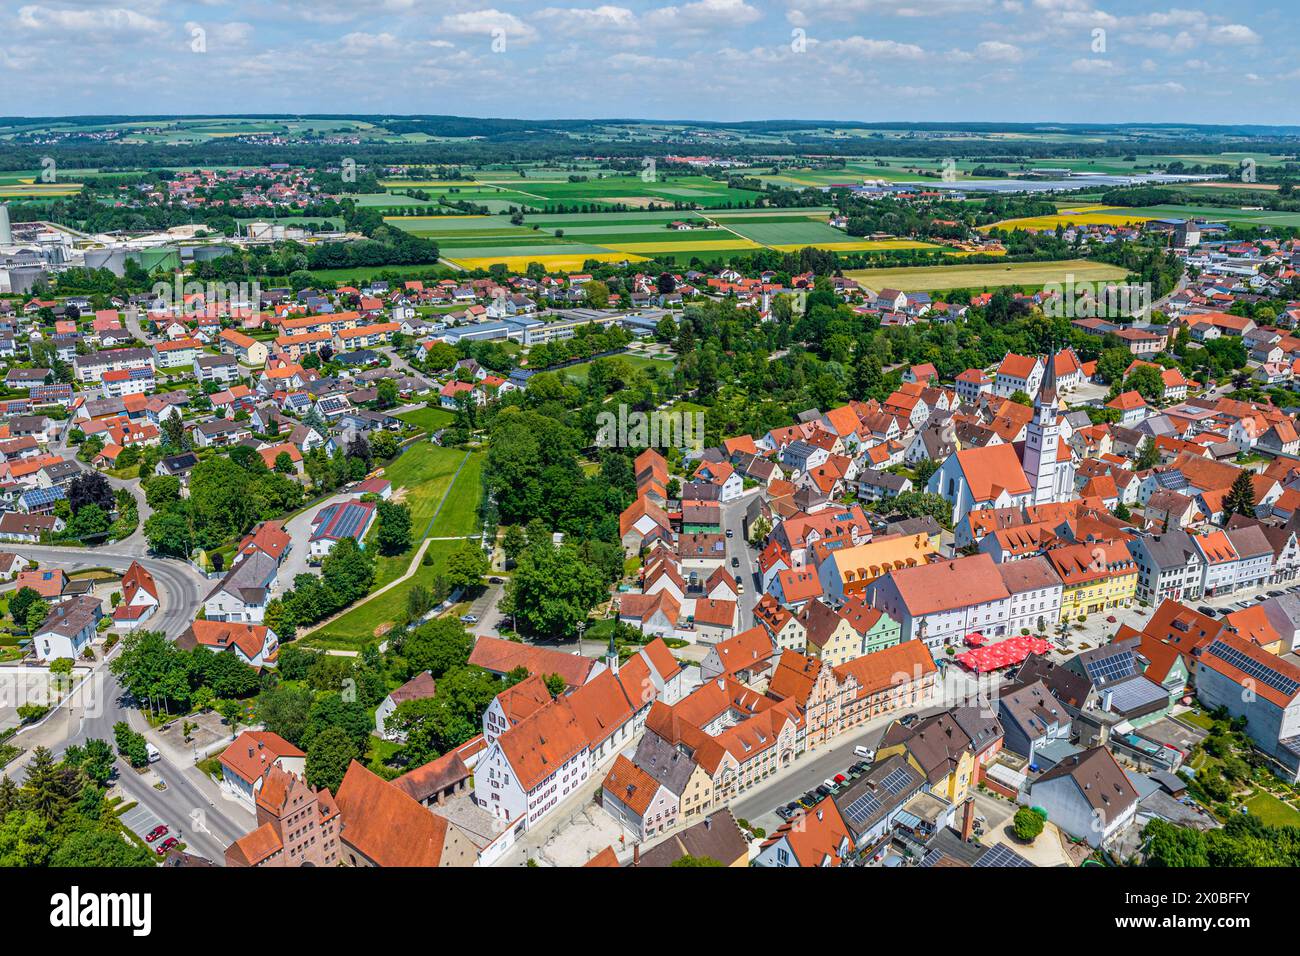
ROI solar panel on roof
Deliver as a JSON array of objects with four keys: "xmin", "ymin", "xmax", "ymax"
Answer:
[
  {"xmin": 1085, "ymin": 650, "xmax": 1136, "ymax": 686},
  {"xmin": 881, "ymin": 767, "xmax": 912, "ymax": 795},
  {"xmin": 974, "ymin": 844, "xmax": 1033, "ymax": 867},
  {"xmin": 844, "ymin": 791, "xmax": 882, "ymax": 824},
  {"xmin": 1207, "ymin": 640, "xmax": 1300, "ymax": 697}
]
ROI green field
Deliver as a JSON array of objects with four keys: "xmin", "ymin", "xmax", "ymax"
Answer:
[
  {"xmin": 384, "ymin": 444, "xmax": 471, "ymax": 545},
  {"xmin": 308, "ymin": 447, "xmax": 486, "ymax": 647},
  {"xmin": 307, "ymin": 540, "xmax": 465, "ymax": 648},
  {"xmin": 1243, "ymin": 791, "xmax": 1300, "ymax": 827},
  {"xmin": 845, "ymin": 258, "xmax": 1130, "ymax": 293},
  {"xmin": 560, "ymin": 351, "xmax": 676, "ymax": 383},
  {"xmin": 1109, "ymin": 203, "xmax": 1300, "ymax": 229},
  {"xmin": 383, "ymin": 206, "xmax": 934, "ymax": 269},
  {"xmin": 429, "ymin": 452, "xmax": 485, "ymax": 538},
  {"xmin": 396, "ymin": 406, "xmax": 455, "ymax": 433}
]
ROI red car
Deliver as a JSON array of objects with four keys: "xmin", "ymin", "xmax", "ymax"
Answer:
[
  {"xmin": 834, "ymin": 773, "xmax": 847, "ymax": 784},
  {"xmin": 145, "ymin": 825, "xmax": 168, "ymax": 843},
  {"xmin": 156, "ymin": 837, "xmax": 179, "ymax": 855}
]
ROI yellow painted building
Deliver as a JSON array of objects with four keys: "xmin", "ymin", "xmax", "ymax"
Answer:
[
  {"xmin": 877, "ymin": 713, "xmax": 978, "ymax": 804},
  {"xmin": 1047, "ymin": 541, "xmax": 1138, "ymax": 622}
]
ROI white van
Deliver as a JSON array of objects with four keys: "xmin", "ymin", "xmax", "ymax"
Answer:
[{"xmin": 146, "ymin": 743, "xmax": 161, "ymax": 764}]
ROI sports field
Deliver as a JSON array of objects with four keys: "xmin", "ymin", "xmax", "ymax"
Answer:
[{"xmin": 844, "ymin": 259, "xmax": 1130, "ymax": 293}]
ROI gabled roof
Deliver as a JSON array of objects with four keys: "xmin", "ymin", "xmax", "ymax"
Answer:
[
  {"xmin": 1033, "ymin": 746, "xmax": 1139, "ymax": 820},
  {"xmin": 469, "ymin": 635, "xmax": 594, "ymax": 688},
  {"xmin": 954, "ymin": 443, "xmax": 1032, "ymax": 502},
  {"xmin": 218, "ymin": 731, "xmax": 304, "ymax": 785},
  {"xmin": 833, "ymin": 639, "xmax": 937, "ymax": 696},
  {"xmin": 602, "ymin": 754, "xmax": 663, "ymax": 816},
  {"xmin": 495, "ymin": 697, "xmax": 589, "ymax": 792},
  {"xmin": 1199, "ymin": 631, "xmax": 1300, "ymax": 708},
  {"xmin": 335, "ymin": 761, "xmax": 456, "ymax": 866}
]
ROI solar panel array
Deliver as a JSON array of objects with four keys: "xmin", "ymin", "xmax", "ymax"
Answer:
[
  {"xmin": 974, "ymin": 844, "xmax": 1034, "ymax": 868},
  {"xmin": 843, "ymin": 790, "xmax": 882, "ymax": 825},
  {"xmin": 881, "ymin": 767, "xmax": 913, "ymax": 795},
  {"xmin": 1085, "ymin": 650, "xmax": 1135, "ymax": 687},
  {"xmin": 1208, "ymin": 639, "xmax": 1300, "ymax": 697}
]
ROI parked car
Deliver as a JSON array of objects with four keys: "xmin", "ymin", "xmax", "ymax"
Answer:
[
  {"xmin": 459, "ymin": 614, "xmax": 478, "ymax": 624},
  {"xmin": 851, "ymin": 761, "xmax": 870, "ymax": 774},
  {"xmin": 799, "ymin": 791, "xmax": 818, "ymax": 808},
  {"xmin": 900, "ymin": 713, "xmax": 919, "ymax": 727},
  {"xmin": 145, "ymin": 825, "xmax": 168, "ymax": 843},
  {"xmin": 815, "ymin": 785, "xmax": 832, "ymax": 799},
  {"xmin": 775, "ymin": 805, "xmax": 792, "ymax": 820},
  {"xmin": 1197, "ymin": 606, "xmax": 1217, "ymax": 617},
  {"xmin": 1268, "ymin": 591, "xmax": 1284, "ymax": 598},
  {"xmin": 730, "ymin": 557, "xmax": 740, "ymax": 568},
  {"xmin": 853, "ymin": 745, "xmax": 874, "ymax": 759},
  {"xmin": 155, "ymin": 838, "xmax": 179, "ymax": 856},
  {"xmin": 725, "ymin": 529, "xmax": 734, "ymax": 538},
  {"xmin": 488, "ymin": 577, "xmax": 504, "ymax": 585},
  {"xmin": 834, "ymin": 773, "xmax": 847, "ymax": 785}
]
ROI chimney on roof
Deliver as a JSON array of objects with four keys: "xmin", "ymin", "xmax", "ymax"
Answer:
[{"xmin": 961, "ymin": 797, "xmax": 976, "ymax": 842}]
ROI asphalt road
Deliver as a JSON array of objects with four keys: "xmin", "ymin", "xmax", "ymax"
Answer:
[
  {"xmin": 18, "ymin": 545, "xmax": 207, "ymax": 638},
  {"xmin": 720, "ymin": 489, "xmax": 760, "ymax": 628},
  {"xmin": 5, "ymin": 546, "xmax": 245, "ymax": 862}
]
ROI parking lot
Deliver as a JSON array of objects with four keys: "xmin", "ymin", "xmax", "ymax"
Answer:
[{"xmin": 117, "ymin": 794, "xmax": 178, "ymax": 857}]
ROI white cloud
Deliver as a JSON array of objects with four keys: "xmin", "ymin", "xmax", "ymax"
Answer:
[
  {"xmin": 440, "ymin": 9, "xmax": 537, "ymax": 41},
  {"xmin": 644, "ymin": 0, "xmax": 762, "ymax": 32},
  {"xmin": 1129, "ymin": 81, "xmax": 1186, "ymax": 94},
  {"xmin": 17, "ymin": 5, "xmax": 168, "ymax": 37},
  {"xmin": 535, "ymin": 5, "xmax": 638, "ymax": 31},
  {"xmin": 822, "ymin": 35, "xmax": 928, "ymax": 59},
  {"xmin": 976, "ymin": 40, "xmax": 1023, "ymax": 62},
  {"xmin": 789, "ymin": 0, "xmax": 995, "ymax": 18},
  {"xmin": 1209, "ymin": 24, "xmax": 1260, "ymax": 45},
  {"xmin": 1069, "ymin": 57, "xmax": 1113, "ymax": 74}
]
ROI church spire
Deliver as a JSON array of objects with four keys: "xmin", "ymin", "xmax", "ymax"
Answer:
[{"xmin": 1038, "ymin": 346, "xmax": 1058, "ymax": 409}]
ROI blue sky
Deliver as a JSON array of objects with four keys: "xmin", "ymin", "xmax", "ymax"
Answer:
[{"xmin": 1, "ymin": 0, "xmax": 1294, "ymax": 124}]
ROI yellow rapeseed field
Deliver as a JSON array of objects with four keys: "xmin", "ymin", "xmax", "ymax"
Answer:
[{"xmin": 980, "ymin": 206, "xmax": 1158, "ymax": 232}]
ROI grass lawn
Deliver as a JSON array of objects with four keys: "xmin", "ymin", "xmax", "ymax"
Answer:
[
  {"xmin": 396, "ymin": 406, "xmax": 455, "ymax": 433},
  {"xmin": 1243, "ymin": 791, "xmax": 1300, "ymax": 827},
  {"xmin": 560, "ymin": 351, "xmax": 675, "ymax": 384},
  {"xmin": 383, "ymin": 443, "xmax": 468, "ymax": 541},
  {"xmin": 845, "ymin": 259, "xmax": 1130, "ymax": 293},
  {"xmin": 365, "ymin": 444, "xmax": 465, "ymax": 587},
  {"xmin": 1179, "ymin": 710, "xmax": 1217, "ymax": 731},
  {"xmin": 306, "ymin": 540, "xmax": 463, "ymax": 649},
  {"xmin": 428, "ymin": 452, "xmax": 484, "ymax": 538},
  {"xmin": 305, "ymin": 448, "xmax": 487, "ymax": 649}
]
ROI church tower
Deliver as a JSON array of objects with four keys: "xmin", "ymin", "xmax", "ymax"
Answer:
[{"xmin": 1023, "ymin": 350, "xmax": 1061, "ymax": 505}]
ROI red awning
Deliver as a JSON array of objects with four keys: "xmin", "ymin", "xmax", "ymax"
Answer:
[{"xmin": 955, "ymin": 635, "xmax": 1051, "ymax": 673}]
